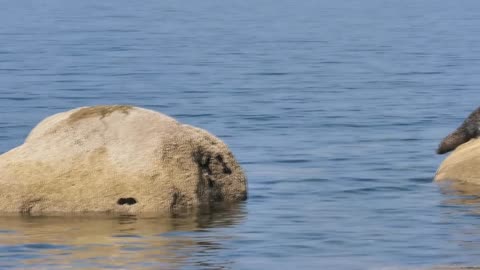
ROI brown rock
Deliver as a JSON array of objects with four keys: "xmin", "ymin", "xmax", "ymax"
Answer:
[
  {"xmin": 0, "ymin": 105, "xmax": 247, "ymax": 215},
  {"xmin": 435, "ymin": 138, "xmax": 480, "ymax": 183}
]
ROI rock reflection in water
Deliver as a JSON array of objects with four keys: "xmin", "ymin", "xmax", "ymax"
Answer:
[
  {"xmin": 438, "ymin": 181, "xmax": 480, "ymax": 207},
  {"xmin": 0, "ymin": 203, "xmax": 246, "ymax": 269},
  {"xmin": 433, "ymin": 181, "xmax": 480, "ymax": 270}
]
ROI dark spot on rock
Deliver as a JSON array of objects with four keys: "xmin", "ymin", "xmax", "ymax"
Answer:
[
  {"xmin": 223, "ymin": 165, "xmax": 232, "ymax": 174},
  {"xmin": 212, "ymin": 191, "xmax": 224, "ymax": 201},
  {"xmin": 208, "ymin": 177, "xmax": 214, "ymax": 188},
  {"xmin": 68, "ymin": 105, "xmax": 133, "ymax": 124},
  {"xmin": 171, "ymin": 192, "xmax": 178, "ymax": 208},
  {"xmin": 170, "ymin": 190, "xmax": 186, "ymax": 210},
  {"xmin": 117, "ymin": 197, "xmax": 137, "ymax": 205},
  {"xmin": 216, "ymin": 155, "xmax": 232, "ymax": 174},
  {"xmin": 198, "ymin": 154, "xmax": 212, "ymax": 175}
]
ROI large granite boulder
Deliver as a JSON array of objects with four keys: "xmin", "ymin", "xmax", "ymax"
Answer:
[
  {"xmin": 435, "ymin": 138, "xmax": 480, "ymax": 183},
  {"xmin": 0, "ymin": 105, "xmax": 247, "ymax": 215}
]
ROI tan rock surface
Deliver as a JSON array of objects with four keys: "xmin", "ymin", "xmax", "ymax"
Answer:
[
  {"xmin": 0, "ymin": 105, "xmax": 247, "ymax": 215},
  {"xmin": 435, "ymin": 138, "xmax": 480, "ymax": 183}
]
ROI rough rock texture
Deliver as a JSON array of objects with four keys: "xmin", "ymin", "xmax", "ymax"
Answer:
[
  {"xmin": 0, "ymin": 105, "xmax": 247, "ymax": 215},
  {"xmin": 435, "ymin": 138, "xmax": 480, "ymax": 183}
]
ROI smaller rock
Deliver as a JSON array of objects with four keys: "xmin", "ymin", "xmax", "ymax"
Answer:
[{"xmin": 435, "ymin": 138, "xmax": 480, "ymax": 183}]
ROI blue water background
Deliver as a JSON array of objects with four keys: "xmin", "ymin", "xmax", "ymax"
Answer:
[{"xmin": 1, "ymin": 0, "xmax": 480, "ymax": 269}]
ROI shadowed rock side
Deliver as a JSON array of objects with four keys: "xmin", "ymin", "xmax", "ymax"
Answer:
[
  {"xmin": 437, "ymin": 107, "xmax": 480, "ymax": 154},
  {"xmin": 0, "ymin": 105, "xmax": 247, "ymax": 215}
]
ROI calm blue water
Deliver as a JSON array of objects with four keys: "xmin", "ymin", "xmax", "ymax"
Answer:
[{"xmin": 1, "ymin": 0, "xmax": 480, "ymax": 269}]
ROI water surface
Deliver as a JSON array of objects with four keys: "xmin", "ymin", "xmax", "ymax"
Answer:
[{"xmin": 1, "ymin": 0, "xmax": 480, "ymax": 269}]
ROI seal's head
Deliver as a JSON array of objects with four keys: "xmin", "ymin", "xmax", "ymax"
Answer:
[{"xmin": 437, "ymin": 107, "xmax": 480, "ymax": 154}]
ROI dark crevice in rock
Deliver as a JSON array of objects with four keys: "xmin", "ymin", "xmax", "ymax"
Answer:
[
  {"xmin": 201, "ymin": 155, "xmax": 213, "ymax": 175},
  {"xmin": 171, "ymin": 192, "xmax": 178, "ymax": 208},
  {"xmin": 207, "ymin": 177, "xmax": 214, "ymax": 188},
  {"xmin": 216, "ymin": 155, "xmax": 232, "ymax": 174},
  {"xmin": 194, "ymin": 151, "xmax": 232, "ymax": 203},
  {"xmin": 117, "ymin": 197, "xmax": 137, "ymax": 205},
  {"xmin": 170, "ymin": 190, "xmax": 187, "ymax": 210}
]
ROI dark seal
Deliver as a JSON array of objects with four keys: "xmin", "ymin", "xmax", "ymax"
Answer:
[{"xmin": 437, "ymin": 106, "xmax": 480, "ymax": 154}]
